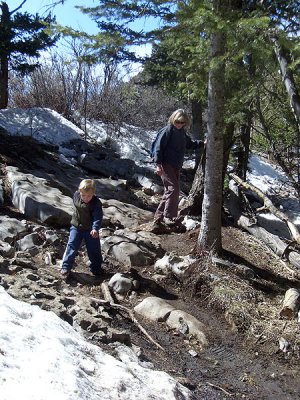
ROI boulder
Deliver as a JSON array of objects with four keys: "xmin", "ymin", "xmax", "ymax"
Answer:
[
  {"xmin": 134, "ymin": 297, "xmax": 175, "ymax": 322},
  {"xmin": 0, "ymin": 216, "xmax": 28, "ymax": 244},
  {"xmin": 79, "ymin": 153, "xmax": 136, "ymax": 180},
  {"xmin": 154, "ymin": 253, "xmax": 197, "ymax": 277},
  {"xmin": 108, "ymin": 273, "xmax": 133, "ymax": 295},
  {"xmin": 166, "ymin": 310, "xmax": 208, "ymax": 347},
  {"xmin": 102, "ymin": 235, "xmax": 154, "ymax": 267},
  {"xmin": 16, "ymin": 233, "xmax": 43, "ymax": 251},
  {"xmin": 0, "ymin": 241, "xmax": 14, "ymax": 258},
  {"xmin": 133, "ymin": 173, "xmax": 163, "ymax": 195},
  {"xmin": 6, "ymin": 166, "xmax": 73, "ymax": 227},
  {"xmin": 102, "ymin": 199, "xmax": 153, "ymax": 229},
  {"xmin": 115, "ymin": 229, "xmax": 165, "ymax": 259}
]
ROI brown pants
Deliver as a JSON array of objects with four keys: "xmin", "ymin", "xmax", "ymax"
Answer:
[{"xmin": 154, "ymin": 163, "xmax": 180, "ymax": 220}]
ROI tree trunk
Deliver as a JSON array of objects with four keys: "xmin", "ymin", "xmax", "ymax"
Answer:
[
  {"xmin": 271, "ymin": 35, "xmax": 300, "ymax": 128},
  {"xmin": 0, "ymin": 2, "xmax": 10, "ymax": 109},
  {"xmin": 181, "ymin": 148, "xmax": 206, "ymax": 216},
  {"xmin": 236, "ymin": 110, "xmax": 252, "ymax": 181},
  {"xmin": 191, "ymin": 99, "xmax": 204, "ymax": 172},
  {"xmin": 198, "ymin": 2, "xmax": 226, "ymax": 254},
  {"xmin": 191, "ymin": 99, "xmax": 203, "ymax": 140},
  {"xmin": 223, "ymin": 122, "xmax": 235, "ymax": 184}
]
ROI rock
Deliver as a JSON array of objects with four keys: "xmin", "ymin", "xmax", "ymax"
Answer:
[
  {"xmin": 166, "ymin": 310, "xmax": 208, "ymax": 347},
  {"xmin": 134, "ymin": 297, "xmax": 175, "ymax": 322},
  {"xmin": 0, "ymin": 255, "xmax": 10, "ymax": 269},
  {"xmin": 279, "ymin": 337, "xmax": 289, "ymax": 353},
  {"xmin": 102, "ymin": 235, "xmax": 154, "ymax": 267},
  {"xmin": 154, "ymin": 253, "xmax": 196, "ymax": 277},
  {"xmin": 6, "ymin": 166, "xmax": 73, "ymax": 227},
  {"xmin": 116, "ymin": 229, "xmax": 165, "ymax": 258},
  {"xmin": 108, "ymin": 273, "xmax": 133, "ymax": 295},
  {"xmin": 79, "ymin": 153, "xmax": 136, "ymax": 180},
  {"xmin": 154, "ymin": 255, "xmax": 172, "ymax": 275},
  {"xmin": 16, "ymin": 233, "xmax": 43, "ymax": 251},
  {"xmin": 182, "ymin": 216, "xmax": 201, "ymax": 231},
  {"xmin": 0, "ymin": 240, "xmax": 15, "ymax": 258},
  {"xmin": 102, "ymin": 198, "xmax": 153, "ymax": 230},
  {"xmin": 188, "ymin": 350, "xmax": 198, "ymax": 357},
  {"xmin": 44, "ymin": 230, "xmax": 60, "ymax": 245},
  {"xmin": 108, "ymin": 329, "xmax": 131, "ymax": 345},
  {"xmin": 0, "ymin": 216, "xmax": 27, "ymax": 244},
  {"xmin": 132, "ymin": 173, "xmax": 163, "ymax": 195}
]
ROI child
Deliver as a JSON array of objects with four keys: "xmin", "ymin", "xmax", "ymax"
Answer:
[{"xmin": 61, "ymin": 179, "xmax": 103, "ymax": 278}]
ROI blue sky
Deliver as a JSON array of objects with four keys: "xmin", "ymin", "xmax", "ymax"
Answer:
[
  {"xmin": 8, "ymin": 0, "xmax": 99, "ymax": 33},
  {"xmin": 8, "ymin": 0, "xmax": 154, "ymax": 59},
  {"xmin": 8, "ymin": 0, "xmax": 159, "ymax": 34}
]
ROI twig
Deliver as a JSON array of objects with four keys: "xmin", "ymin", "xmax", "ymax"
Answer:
[
  {"xmin": 91, "ymin": 282, "xmax": 165, "ymax": 352},
  {"xmin": 206, "ymin": 381, "xmax": 234, "ymax": 396}
]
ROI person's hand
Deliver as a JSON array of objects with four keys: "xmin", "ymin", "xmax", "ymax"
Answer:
[
  {"xmin": 155, "ymin": 164, "xmax": 163, "ymax": 176},
  {"xmin": 90, "ymin": 229, "xmax": 99, "ymax": 238}
]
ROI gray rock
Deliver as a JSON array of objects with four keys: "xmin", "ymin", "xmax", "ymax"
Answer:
[
  {"xmin": 0, "ymin": 255, "xmax": 10, "ymax": 269},
  {"xmin": 0, "ymin": 216, "xmax": 27, "ymax": 244},
  {"xmin": 6, "ymin": 166, "xmax": 73, "ymax": 227},
  {"xmin": 166, "ymin": 310, "xmax": 208, "ymax": 347},
  {"xmin": 154, "ymin": 253, "xmax": 197, "ymax": 277},
  {"xmin": 102, "ymin": 198, "xmax": 153, "ymax": 230},
  {"xmin": 0, "ymin": 240, "xmax": 15, "ymax": 258},
  {"xmin": 134, "ymin": 297, "xmax": 175, "ymax": 322},
  {"xmin": 133, "ymin": 173, "xmax": 163, "ymax": 195},
  {"xmin": 108, "ymin": 273, "xmax": 133, "ymax": 295},
  {"xmin": 44, "ymin": 230, "xmax": 60, "ymax": 245},
  {"xmin": 102, "ymin": 236, "xmax": 153, "ymax": 267},
  {"xmin": 79, "ymin": 153, "xmax": 136, "ymax": 180},
  {"xmin": 16, "ymin": 233, "xmax": 43, "ymax": 251}
]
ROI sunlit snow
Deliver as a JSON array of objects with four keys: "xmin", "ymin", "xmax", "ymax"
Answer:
[{"xmin": 0, "ymin": 287, "xmax": 193, "ymax": 400}]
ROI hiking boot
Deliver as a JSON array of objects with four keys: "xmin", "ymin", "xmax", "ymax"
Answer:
[
  {"xmin": 60, "ymin": 269, "xmax": 70, "ymax": 279},
  {"xmin": 151, "ymin": 218, "xmax": 170, "ymax": 234},
  {"xmin": 91, "ymin": 269, "xmax": 102, "ymax": 277},
  {"xmin": 164, "ymin": 217, "xmax": 176, "ymax": 225},
  {"xmin": 175, "ymin": 215, "xmax": 185, "ymax": 224}
]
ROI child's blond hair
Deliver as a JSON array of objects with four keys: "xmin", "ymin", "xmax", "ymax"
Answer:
[{"xmin": 78, "ymin": 179, "xmax": 96, "ymax": 193}]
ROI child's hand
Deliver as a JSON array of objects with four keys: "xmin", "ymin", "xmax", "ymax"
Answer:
[{"xmin": 90, "ymin": 229, "xmax": 99, "ymax": 238}]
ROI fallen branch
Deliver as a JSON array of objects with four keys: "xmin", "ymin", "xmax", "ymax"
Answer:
[
  {"xmin": 91, "ymin": 282, "xmax": 165, "ymax": 352},
  {"xmin": 229, "ymin": 172, "xmax": 300, "ymax": 245},
  {"xmin": 227, "ymin": 180, "xmax": 300, "ymax": 270},
  {"xmin": 279, "ymin": 288, "xmax": 300, "ymax": 319},
  {"xmin": 212, "ymin": 256, "xmax": 255, "ymax": 279},
  {"xmin": 206, "ymin": 381, "xmax": 234, "ymax": 396}
]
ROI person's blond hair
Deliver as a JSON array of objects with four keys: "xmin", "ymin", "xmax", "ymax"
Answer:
[
  {"xmin": 168, "ymin": 109, "xmax": 190, "ymax": 127},
  {"xmin": 78, "ymin": 179, "xmax": 96, "ymax": 193}
]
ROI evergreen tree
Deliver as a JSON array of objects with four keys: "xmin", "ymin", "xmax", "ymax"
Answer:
[{"xmin": 0, "ymin": 1, "xmax": 57, "ymax": 109}]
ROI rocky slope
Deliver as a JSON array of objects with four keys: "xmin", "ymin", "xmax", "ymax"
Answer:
[{"xmin": 1, "ymin": 129, "xmax": 300, "ymax": 399}]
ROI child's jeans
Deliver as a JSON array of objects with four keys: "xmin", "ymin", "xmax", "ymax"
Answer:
[{"xmin": 61, "ymin": 225, "xmax": 102, "ymax": 273}]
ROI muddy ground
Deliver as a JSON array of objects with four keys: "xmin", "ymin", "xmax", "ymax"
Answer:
[{"xmin": 1, "ymin": 132, "xmax": 300, "ymax": 399}]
